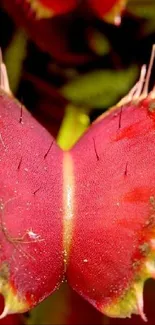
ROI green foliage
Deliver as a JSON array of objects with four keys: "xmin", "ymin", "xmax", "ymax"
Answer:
[
  {"xmin": 128, "ymin": 0, "xmax": 155, "ymax": 19},
  {"xmin": 61, "ymin": 66, "xmax": 138, "ymax": 109},
  {"xmin": 4, "ymin": 29, "xmax": 27, "ymax": 93}
]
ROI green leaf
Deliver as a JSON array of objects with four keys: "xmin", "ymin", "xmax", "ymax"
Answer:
[
  {"xmin": 87, "ymin": 28, "xmax": 110, "ymax": 56},
  {"xmin": 4, "ymin": 29, "xmax": 27, "ymax": 93},
  {"xmin": 61, "ymin": 66, "xmax": 138, "ymax": 109},
  {"xmin": 128, "ymin": 0, "xmax": 155, "ymax": 19}
]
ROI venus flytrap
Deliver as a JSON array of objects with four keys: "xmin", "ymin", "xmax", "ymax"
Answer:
[
  {"xmin": 0, "ymin": 57, "xmax": 64, "ymax": 318},
  {"xmin": 0, "ymin": 47, "xmax": 155, "ymax": 324}
]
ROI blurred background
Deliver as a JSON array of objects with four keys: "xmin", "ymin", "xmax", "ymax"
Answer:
[
  {"xmin": 0, "ymin": 0, "xmax": 155, "ymax": 141},
  {"xmin": 0, "ymin": 1, "xmax": 155, "ymax": 324}
]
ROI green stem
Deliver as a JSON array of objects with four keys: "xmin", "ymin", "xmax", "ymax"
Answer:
[{"xmin": 57, "ymin": 104, "xmax": 90, "ymax": 150}]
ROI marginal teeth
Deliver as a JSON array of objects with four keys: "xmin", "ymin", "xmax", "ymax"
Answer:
[
  {"xmin": 134, "ymin": 283, "xmax": 147, "ymax": 322},
  {"xmin": 142, "ymin": 44, "xmax": 155, "ymax": 97},
  {"xmin": 0, "ymin": 305, "xmax": 9, "ymax": 319},
  {"xmin": 117, "ymin": 44, "xmax": 155, "ymax": 107},
  {"xmin": 145, "ymin": 261, "xmax": 155, "ymax": 278},
  {"xmin": 0, "ymin": 49, "xmax": 11, "ymax": 95},
  {"xmin": 114, "ymin": 15, "xmax": 121, "ymax": 26},
  {"xmin": 134, "ymin": 65, "xmax": 146, "ymax": 98}
]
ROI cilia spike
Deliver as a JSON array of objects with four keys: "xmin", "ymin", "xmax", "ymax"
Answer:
[
  {"xmin": 118, "ymin": 44, "xmax": 155, "ymax": 106},
  {"xmin": 0, "ymin": 49, "xmax": 11, "ymax": 95},
  {"xmin": 134, "ymin": 283, "xmax": 147, "ymax": 322},
  {"xmin": 0, "ymin": 47, "xmax": 155, "ymax": 321}
]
